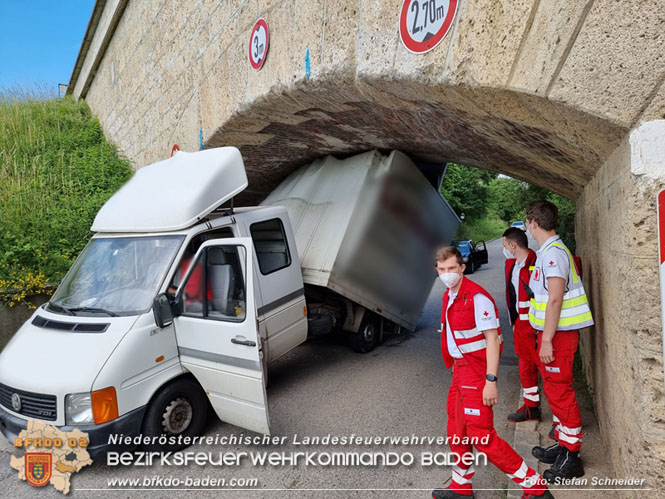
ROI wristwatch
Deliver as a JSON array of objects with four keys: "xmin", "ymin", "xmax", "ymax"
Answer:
[{"xmin": 485, "ymin": 374, "xmax": 498, "ymax": 382}]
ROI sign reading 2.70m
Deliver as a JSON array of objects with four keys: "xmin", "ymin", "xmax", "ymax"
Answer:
[{"xmin": 399, "ymin": 0, "xmax": 458, "ymax": 54}]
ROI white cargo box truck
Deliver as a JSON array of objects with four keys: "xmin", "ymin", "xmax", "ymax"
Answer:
[{"xmin": 0, "ymin": 147, "xmax": 458, "ymax": 456}]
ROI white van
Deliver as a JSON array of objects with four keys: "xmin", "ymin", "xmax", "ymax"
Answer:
[{"xmin": 0, "ymin": 147, "xmax": 458, "ymax": 456}]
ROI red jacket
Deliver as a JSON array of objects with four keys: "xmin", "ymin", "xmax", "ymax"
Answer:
[
  {"xmin": 504, "ymin": 249, "xmax": 537, "ymax": 325},
  {"xmin": 441, "ymin": 277, "xmax": 503, "ymax": 370}
]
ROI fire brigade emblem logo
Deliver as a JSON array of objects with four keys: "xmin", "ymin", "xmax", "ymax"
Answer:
[
  {"xmin": 10, "ymin": 420, "xmax": 92, "ymax": 494},
  {"xmin": 25, "ymin": 453, "xmax": 52, "ymax": 487}
]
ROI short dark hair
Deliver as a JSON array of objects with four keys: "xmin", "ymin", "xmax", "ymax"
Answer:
[
  {"xmin": 526, "ymin": 200, "xmax": 558, "ymax": 231},
  {"xmin": 503, "ymin": 227, "xmax": 528, "ymax": 248},
  {"xmin": 435, "ymin": 246, "xmax": 463, "ymax": 266}
]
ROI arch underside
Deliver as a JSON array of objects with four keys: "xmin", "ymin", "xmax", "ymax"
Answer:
[{"xmin": 205, "ymin": 80, "xmax": 627, "ymax": 205}]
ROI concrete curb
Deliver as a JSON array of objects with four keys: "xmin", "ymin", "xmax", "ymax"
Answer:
[{"xmin": 508, "ymin": 419, "xmax": 542, "ymax": 498}]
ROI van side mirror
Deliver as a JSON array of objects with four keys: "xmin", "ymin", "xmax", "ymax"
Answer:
[{"xmin": 153, "ymin": 293, "xmax": 175, "ymax": 328}]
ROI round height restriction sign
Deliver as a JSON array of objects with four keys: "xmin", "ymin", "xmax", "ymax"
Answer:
[
  {"xmin": 249, "ymin": 18, "xmax": 269, "ymax": 70},
  {"xmin": 400, "ymin": 0, "xmax": 458, "ymax": 54}
]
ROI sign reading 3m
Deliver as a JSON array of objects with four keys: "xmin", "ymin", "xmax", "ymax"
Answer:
[
  {"xmin": 399, "ymin": 0, "xmax": 458, "ymax": 54},
  {"xmin": 249, "ymin": 18, "xmax": 270, "ymax": 70}
]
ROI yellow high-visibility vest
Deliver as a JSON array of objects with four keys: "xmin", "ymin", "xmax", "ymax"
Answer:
[{"xmin": 528, "ymin": 241, "xmax": 594, "ymax": 331}]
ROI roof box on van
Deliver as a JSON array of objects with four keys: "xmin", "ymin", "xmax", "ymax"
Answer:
[{"xmin": 92, "ymin": 147, "xmax": 248, "ymax": 232}]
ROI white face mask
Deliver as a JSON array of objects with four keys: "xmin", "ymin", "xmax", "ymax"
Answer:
[
  {"xmin": 439, "ymin": 272, "xmax": 462, "ymax": 288},
  {"xmin": 526, "ymin": 221, "xmax": 534, "ymax": 238},
  {"xmin": 502, "ymin": 247, "xmax": 514, "ymax": 259}
]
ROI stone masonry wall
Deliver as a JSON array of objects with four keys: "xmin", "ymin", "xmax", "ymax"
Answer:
[{"xmin": 576, "ymin": 121, "xmax": 665, "ymax": 493}]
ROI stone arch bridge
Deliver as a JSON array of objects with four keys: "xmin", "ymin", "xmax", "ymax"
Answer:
[{"xmin": 68, "ymin": 0, "xmax": 665, "ymax": 488}]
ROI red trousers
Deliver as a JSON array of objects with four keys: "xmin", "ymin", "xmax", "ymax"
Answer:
[
  {"xmin": 514, "ymin": 321, "xmax": 540, "ymax": 408},
  {"xmin": 446, "ymin": 359, "xmax": 546, "ymax": 495},
  {"xmin": 536, "ymin": 330, "xmax": 583, "ymax": 452}
]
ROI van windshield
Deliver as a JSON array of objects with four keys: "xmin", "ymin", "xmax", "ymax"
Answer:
[{"xmin": 48, "ymin": 236, "xmax": 184, "ymax": 316}]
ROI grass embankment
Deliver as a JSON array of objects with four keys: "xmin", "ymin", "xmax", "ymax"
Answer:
[
  {"xmin": 455, "ymin": 216, "xmax": 508, "ymax": 242},
  {"xmin": 0, "ymin": 92, "xmax": 132, "ymax": 307}
]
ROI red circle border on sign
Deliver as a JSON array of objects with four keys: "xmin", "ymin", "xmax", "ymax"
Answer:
[
  {"xmin": 249, "ymin": 18, "xmax": 269, "ymax": 70},
  {"xmin": 399, "ymin": 0, "xmax": 458, "ymax": 54}
]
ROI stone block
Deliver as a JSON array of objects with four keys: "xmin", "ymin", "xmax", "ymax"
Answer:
[
  {"xmin": 356, "ymin": 0, "xmax": 401, "ymax": 78},
  {"xmin": 256, "ymin": 0, "xmax": 296, "ymax": 88},
  {"xmin": 291, "ymin": 0, "xmax": 323, "ymax": 83},
  {"xmin": 638, "ymin": 79, "xmax": 665, "ymax": 124},
  {"xmin": 320, "ymin": 0, "xmax": 359, "ymax": 77},
  {"xmin": 444, "ymin": 0, "xmax": 534, "ymax": 87},
  {"xmin": 549, "ymin": 0, "xmax": 665, "ymax": 127},
  {"xmin": 509, "ymin": 0, "xmax": 590, "ymax": 94}
]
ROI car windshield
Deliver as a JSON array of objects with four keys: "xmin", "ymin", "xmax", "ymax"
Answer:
[{"xmin": 48, "ymin": 236, "xmax": 184, "ymax": 316}]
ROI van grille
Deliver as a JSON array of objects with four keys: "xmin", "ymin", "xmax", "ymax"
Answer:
[{"xmin": 0, "ymin": 383, "xmax": 57, "ymax": 421}]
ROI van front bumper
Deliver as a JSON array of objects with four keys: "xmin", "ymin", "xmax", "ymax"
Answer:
[{"xmin": 0, "ymin": 404, "xmax": 146, "ymax": 459}]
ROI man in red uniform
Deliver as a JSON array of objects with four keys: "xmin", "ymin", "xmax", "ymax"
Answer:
[
  {"xmin": 526, "ymin": 201, "xmax": 592, "ymax": 482},
  {"xmin": 432, "ymin": 246, "xmax": 553, "ymax": 499},
  {"xmin": 502, "ymin": 227, "xmax": 541, "ymax": 422}
]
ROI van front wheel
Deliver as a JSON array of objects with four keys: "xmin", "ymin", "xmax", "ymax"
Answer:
[{"xmin": 142, "ymin": 377, "xmax": 208, "ymax": 451}]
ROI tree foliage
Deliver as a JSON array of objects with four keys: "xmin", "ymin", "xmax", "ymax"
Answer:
[
  {"xmin": 441, "ymin": 164, "xmax": 577, "ymax": 251},
  {"xmin": 440, "ymin": 163, "xmax": 497, "ymax": 220}
]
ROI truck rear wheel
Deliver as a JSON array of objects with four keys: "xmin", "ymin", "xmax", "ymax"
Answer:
[
  {"xmin": 142, "ymin": 377, "xmax": 208, "ymax": 451},
  {"xmin": 349, "ymin": 313, "xmax": 379, "ymax": 353}
]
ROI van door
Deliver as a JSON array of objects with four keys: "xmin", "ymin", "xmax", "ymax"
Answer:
[
  {"xmin": 244, "ymin": 212, "xmax": 308, "ymax": 362},
  {"xmin": 172, "ymin": 238, "xmax": 270, "ymax": 435}
]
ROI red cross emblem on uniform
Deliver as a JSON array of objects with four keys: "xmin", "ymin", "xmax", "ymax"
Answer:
[
  {"xmin": 483, "ymin": 311, "xmax": 489, "ymax": 317},
  {"xmin": 549, "ymin": 260, "xmax": 554, "ymax": 265}
]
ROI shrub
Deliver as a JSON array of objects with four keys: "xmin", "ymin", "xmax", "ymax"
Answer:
[{"xmin": 0, "ymin": 90, "xmax": 132, "ymax": 307}]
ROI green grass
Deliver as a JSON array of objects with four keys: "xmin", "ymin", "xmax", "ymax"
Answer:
[
  {"xmin": 455, "ymin": 215, "xmax": 507, "ymax": 242},
  {"xmin": 0, "ymin": 88, "xmax": 133, "ymax": 305}
]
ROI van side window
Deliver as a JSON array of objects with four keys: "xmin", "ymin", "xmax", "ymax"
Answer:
[
  {"xmin": 250, "ymin": 218, "xmax": 291, "ymax": 275},
  {"xmin": 179, "ymin": 245, "xmax": 247, "ymax": 322},
  {"xmin": 179, "ymin": 253, "xmax": 206, "ymax": 318},
  {"xmin": 170, "ymin": 227, "xmax": 234, "ymax": 291}
]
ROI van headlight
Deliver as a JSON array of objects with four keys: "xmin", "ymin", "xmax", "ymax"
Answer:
[{"xmin": 65, "ymin": 393, "xmax": 93, "ymax": 425}]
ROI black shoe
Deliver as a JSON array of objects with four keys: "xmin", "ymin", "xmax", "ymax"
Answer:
[
  {"xmin": 508, "ymin": 405, "xmax": 541, "ymax": 422},
  {"xmin": 548, "ymin": 426, "xmax": 556, "ymax": 440},
  {"xmin": 521, "ymin": 488, "xmax": 554, "ymax": 499},
  {"xmin": 543, "ymin": 448, "xmax": 585, "ymax": 482},
  {"xmin": 532, "ymin": 443, "xmax": 563, "ymax": 464},
  {"xmin": 432, "ymin": 489, "xmax": 474, "ymax": 499}
]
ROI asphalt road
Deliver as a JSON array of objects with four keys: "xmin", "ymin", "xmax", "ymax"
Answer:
[{"xmin": 0, "ymin": 236, "xmax": 535, "ymax": 499}]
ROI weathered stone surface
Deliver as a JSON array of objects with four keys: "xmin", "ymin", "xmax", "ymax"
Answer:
[
  {"xmin": 549, "ymin": 0, "xmax": 665, "ymax": 126},
  {"xmin": 638, "ymin": 79, "xmax": 665, "ymax": 124},
  {"xmin": 292, "ymin": 0, "xmax": 321, "ymax": 82},
  {"xmin": 577, "ymin": 126, "xmax": 665, "ymax": 493},
  {"xmin": 509, "ymin": 0, "xmax": 591, "ymax": 94},
  {"xmin": 356, "ymin": 0, "xmax": 401, "ymax": 78},
  {"xmin": 320, "ymin": 0, "xmax": 359, "ymax": 77},
  {"xmin": 443, "ymin": 0, "xmax": 533, "ymax": 86}
]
